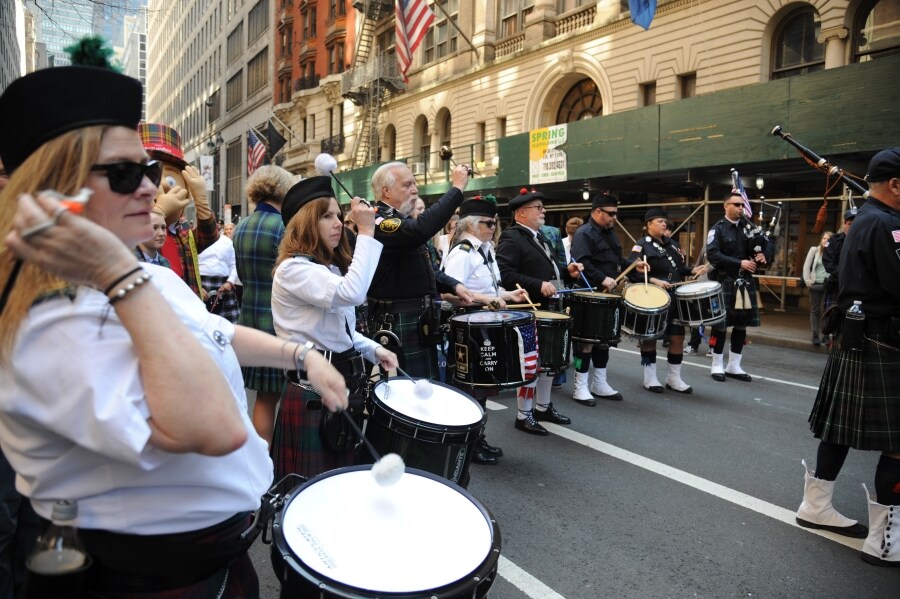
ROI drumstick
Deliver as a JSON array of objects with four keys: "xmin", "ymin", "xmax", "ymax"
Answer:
[
  {"xmin": 515, "ymin": 283, "xmax": 539, "ymax": 311},
  {"xmin": 505, "ymin": 302, "xmax": 541, "ymax": 309},
  {"xmin": 341, "ymin": 410, "xmax": 405, "ymax": 487},
  {"xmin": 569, "ymin": 258, "xmax": 593, "ymax": 291},
  {"xmin": 643, "ymin": 257, "xmax": 649, "ymax": 290},
  {"xmin": 613, "ymin": 259, "xmax": 641, "ymax": 285}
]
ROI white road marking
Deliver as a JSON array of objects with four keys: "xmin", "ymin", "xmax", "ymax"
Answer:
[
  {"xmin": 543, "ymin": 423, "xmax": 863, "ymax": 550},
  {"xmin": 497, "ymin": 556, "xmax": 567, "ymax": 599}
]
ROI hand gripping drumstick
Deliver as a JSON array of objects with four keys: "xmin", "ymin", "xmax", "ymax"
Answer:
[
  {"xmin": 613, "ymin": 259, "xmax": 642, "ymax": 286},
  {"xmin": 339, "ymin": 410, "xmax": 405, "ymax": 487},
  {"xmin": 515, "ymin": 283, "xmax": 539, "ymax": 311}
]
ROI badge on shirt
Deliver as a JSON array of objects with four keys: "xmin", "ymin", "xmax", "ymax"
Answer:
[
  {"xmin": 379, "ymin": 218, "xmax": 402, "ymax": 233},
  {"xmin": 707, "ymin": 230, "xmax": 716, "ymax": 244}
]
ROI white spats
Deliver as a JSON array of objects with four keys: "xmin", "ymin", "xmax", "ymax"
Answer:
[{"xmin": 371, "ymin": 453, "xmax": 405, "ymax": 487}]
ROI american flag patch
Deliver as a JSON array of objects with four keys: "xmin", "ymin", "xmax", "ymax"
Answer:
[
  {"xmin": 631, "ymin": 244, "xmax": 643, "ymax": 253},
  {"xmin": 892, "ymin": 230, "xmax": 900, "ymax": 243}
]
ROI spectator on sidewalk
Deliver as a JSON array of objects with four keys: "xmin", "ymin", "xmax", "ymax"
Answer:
[{"xmin": 803, "ymin": 231, "xmax": 833, "ymax": 346}]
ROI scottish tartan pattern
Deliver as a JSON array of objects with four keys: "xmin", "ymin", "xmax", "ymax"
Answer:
[
  {"xmin": 233, "ymin": 207, "xmax": 284, "ymax": 392},
  {"xmin": 717, "ymin": 276, "xmax": 761, "ymax": 328},
  {"xmin": 200, "ymin": 275, "xmax": 240, "ymax": 324},
  {"xmin": 367, "ymin": 305, "xmax": 437, "ymax": 379},
  {"xmin": 809, "ymin": 333, "xmax": 900, "ymax": 451}
]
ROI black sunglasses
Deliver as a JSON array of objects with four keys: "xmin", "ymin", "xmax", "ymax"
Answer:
[
  {"xmin": 479, "ymin": 220, "xmax": 497, "ymax": 228},
  {"xmin": 90, "ymin": 160, "xmax": 162, "ymax": 194}
]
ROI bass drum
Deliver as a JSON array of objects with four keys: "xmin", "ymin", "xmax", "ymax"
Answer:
[{"xmin": 272, "ymin": 466, "xmax": 501, "ymax": 599}]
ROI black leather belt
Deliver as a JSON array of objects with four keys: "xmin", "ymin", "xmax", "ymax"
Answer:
[
  {"xmin": 287, "ymin": 349, "xmax": 365, "ymax": 387},
  {"xmin": 368, "ymin": 296, "xmax": 432, "ymax": 314}
]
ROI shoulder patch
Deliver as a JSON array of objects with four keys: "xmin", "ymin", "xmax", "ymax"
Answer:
[
  {"xmin": 378, "ymin": 218, "xmax": 402, "ymax": 233},
  {"xmin": 631, "ymin": 244, "xmax": 643, "ymax": 254},
  {"xmin": 457, "ymin": 240, "xmax": 474, "ymax": 252},
  {"xmin": 707, "ymin": 229, "xmax": 716, "ymax": 245}
]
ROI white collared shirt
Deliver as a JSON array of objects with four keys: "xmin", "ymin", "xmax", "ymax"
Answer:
[
  {"xmin": 272, "ymin": 235, "xmax": 383, "ymax": 363},
  {"xmin": 198, "ymin": 234, "xmax": 238, "ymax": 282},
  {"xmin": 443, "ymin": 233, "xmax": 503, "ymax": 296}
]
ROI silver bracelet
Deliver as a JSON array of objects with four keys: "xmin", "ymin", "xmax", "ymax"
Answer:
[
  {"xmin": 108, "ymin": 271, "xmax": 152, "ymax": 304},
  {"xmin": 293, "ymin": 341, "xmax": 315, "ymax": 370}
]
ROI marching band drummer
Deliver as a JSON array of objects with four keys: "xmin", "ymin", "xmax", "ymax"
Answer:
[
  {"xmin": 0, "ymin": 54, "xmax": 347, "ymax": 595},
  {"xmin": 627, "ymin": 208, "xmax": 707, "ymax": 393},
  {"xmin": 442, "ymin": 197, "xmax": 528, "ymax": 462},
  {"xmin": 497, "ymin": 189, "xmax": 582, "ymax": 435},
  {"xmin": 271, "ymin": 176, "xmax": 399, "ymax": 480}
]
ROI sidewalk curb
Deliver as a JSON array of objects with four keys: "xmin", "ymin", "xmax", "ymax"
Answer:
[{"xmin": 749, "ymin": 333, "xmax": 830, "ymax": 354}]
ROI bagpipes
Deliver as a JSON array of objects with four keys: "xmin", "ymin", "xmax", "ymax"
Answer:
[
  {"xmin": 771, "ymin": 126, "xmax": 868, "ymax": 233},
  {"xmin": 729, "ymin": 168, "xmax": 782, "ymax": 310}
]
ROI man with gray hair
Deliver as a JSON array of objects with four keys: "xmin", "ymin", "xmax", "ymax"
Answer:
[{"xmin": 366, "ymin": 162, "xmax": 474, "ymax": 378}]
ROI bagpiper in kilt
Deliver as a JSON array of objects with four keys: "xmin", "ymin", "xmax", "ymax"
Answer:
[
  {"xmin": 795, "ymin": 147, "xmax": 900, "ymax": 566},
  {"xmin": 200, "ymin": 274, "xmax": 240, "ymax": 324}
]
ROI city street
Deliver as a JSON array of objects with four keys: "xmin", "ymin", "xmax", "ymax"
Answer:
[{"xmin": 250, "ymin": 343, "xmax": 899, "ymax": 598}]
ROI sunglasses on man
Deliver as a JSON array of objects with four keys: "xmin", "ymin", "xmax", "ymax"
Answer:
[{"xmin": 90, "ymin": 160, "xmax": 163, "ymax": 194}]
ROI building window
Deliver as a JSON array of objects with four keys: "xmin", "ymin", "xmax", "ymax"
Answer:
[
  {"xmin": 556, "ymin": 78, "xmax": 602, "ymax": 123},
  {"xmin": 225, "ymin": 139, "xmax": 242, "ymax": 209},
  {"xmin": 207, "ymin": 89, "xmax": 221, "ymax": 123},
  {"xmin": 772, "ymin": 8, "xmax": 824, "ymax": 80},
  {"xmin": 281, "ymin": 28, "xmax": 293, "ymax": 57},
  {"xmin": 248, "ymin": 0, "xmax": 269, "ymax": 43},
  {"xmin": 497, "ymin": 116, "xmax": 507, "ymax": 139},
  {"xmin": 305, "ymin": 114, "xmax": 315, "ymax": 142},
  {"xmin": 226, "ymin": 70, "xmax": 243, "ymax": 111},
  {"xmin": 557, "ymin": 0, "xmax": 589, "ymax": 12},
  {"xmin": 500, "ymin": 0, "xmax": 534, "ymax": 38},
  {"xmin": 475, "ymin": 121, "xmax": 485, "ymax": 163},
  {"xmin": 247, "ymin": 48, "xmax": 268, "ymax": 96},
  {"xmin": 227, "ymin": 23, "xmax": 244, "ymax": 65},
  {"xmin": 640, "ymin": 81, "xmax": 656, "ymax": 107},
  {"xmin": 853, "ymin": 0, "xmax": 900, "ymax": 63},
  {"xmin": 678, "ymin": 72, "xmax": 697, "ymax": 99},
  {"xmin": 423, "ymin": 1, "xmax": 458, "ymax": 63},
  {"xmin": 415, "ymin": 117, "xmax": 430, "ymax": 164},
  {"xmin": 327, "ymin": 42, "xmax": 345, "ymax": 74},
  {"xmin": 303, "ymin": 7, "xmax": 318, "ymax": 38},
  {"xmin": 383, "ymin": 124, "xmax": 396, "ymax": 161}
]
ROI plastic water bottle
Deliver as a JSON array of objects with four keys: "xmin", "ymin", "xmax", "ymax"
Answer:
[
  {"xmin": 24, "ymin": 500, "xmax": 92, "ymax": 598},
  {"xmin": 842, "ymin": 300, "xmax": 865, "ymax": 352}
]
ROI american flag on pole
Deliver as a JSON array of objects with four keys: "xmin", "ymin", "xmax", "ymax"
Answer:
[
  {"xmin": 731, "ymin": 169, "xmax": 753, "ymax": 219},
  {"xmin": 247, "ymin": 130, "xmax": 266, "ymax": 177},
  {"xmin": 395, "ymin": 0, "xmax": 434, "ymax": 82},
  {"xmin": 515, "ymin": 322, "xmax": 539, "ymax": 381}
]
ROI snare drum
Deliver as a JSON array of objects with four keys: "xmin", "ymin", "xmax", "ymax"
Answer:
[
  {"xmin": 674, "ymin": 281, "xmax": 726, "ymax": 326},
  {"xmin": 366, "ymin": 378, "xmax": 485, "ymax": 487},
  {"xmin": 272, "ymin": 466, "xmax": 501, "ymax": 599},
  {"xmin": 568, "ymin": 292, "xmax": 623, "ymax": 344},
  {"xmin": 621, "ymin": 283, "xmax": 671, "ymax": 341},
  {"xmin": 534, "ymin": 311, "xmax": 571, "ymax": 374},
  {"xmin": 449, "ymin": 310, "xmax": 538, "ymax": 388}
]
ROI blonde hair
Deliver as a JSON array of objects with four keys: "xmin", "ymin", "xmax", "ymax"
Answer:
[
  {"xmin": 246, "ymin": 165, "xmax": 294, "ymax": 206},
  {"xmin": 0, "ymin": 126, "xmax": 105, "ymax": 363}
]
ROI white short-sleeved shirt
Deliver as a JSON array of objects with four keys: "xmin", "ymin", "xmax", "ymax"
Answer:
[
  {"xmin": 272, "ymin": 235, "xmax": 383, "ymax": 363},
  {"xmin": 0, "ymin": 263, "xmax": 272, "ymax": 534},
  {"xmin": 442, "ymin": 234, "xmax": 503, "ymax": 296}
]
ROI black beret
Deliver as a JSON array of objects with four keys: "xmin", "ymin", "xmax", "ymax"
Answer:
[
  {"xmin": 644, "ymin": 207, "xmax": 667, "ymax": 222},
  {"xmin": 459, "ymin": 199, "xmax": 497, "ymax": 218},
  {"xmin": 509, "ymin": 190, "xmax": 544, "ymax": 212},
  {"xmin": 282, "ymin": 176, "xmax": 335, "ymax": 226},
  {"xmin": 843, "ymin": 208, "xmax": 858, "ymax": 221},
  {"xmin": 865, "ymin": 147, "xmax": 900, "ymax": 182},
  {"xmin": 592, "ymin": 193, "xmax": 617, "ymax": 209},
  {"xmin": 0, "ymin": 66, "xmax": 143, "ymax": 174}
]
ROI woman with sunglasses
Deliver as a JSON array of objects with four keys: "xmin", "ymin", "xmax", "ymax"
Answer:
[
  {"xmin": 0, "ymin": 54, "xmax": 346, "ymax": 597},
  {"xmin": 270, "ymin": 176, "xmax": 398, "ymax": 480}
]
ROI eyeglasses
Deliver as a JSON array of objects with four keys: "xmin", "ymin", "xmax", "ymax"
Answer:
[
  {"xmin": 523, "ymin": 205, "xmax": 546, "ymax": 212},
  {"xmin": 725, "ymin": 202, "xmax": 744, "ymax": 207},
  {"xmin": 90, "ymin": 160, "xmax": 162, "ymax": 194},
  {"xmin": 479, "ymin": 220, "xmax": 497, "ymax": 228},
  {"xmin": 598, "ymin": 209, "xmax": 618, "ymax": 217}
]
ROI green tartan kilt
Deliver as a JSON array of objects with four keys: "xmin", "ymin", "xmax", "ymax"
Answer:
[
  {"xmin": 367, "ymin": 307, "xmax": 438, "ymax": 379},
  {"xmin": 718, "ymin": 276, "xmax": 761, "ymax": 328},
  {"xmin": 809, "ymin": 333, "xmax": 900, "ymax": 451},
  {"xmin": 271, "ymin": 382, "xmax": 356, "ymax": 481}
]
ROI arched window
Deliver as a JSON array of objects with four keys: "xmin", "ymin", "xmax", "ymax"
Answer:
[
  {"xmin": 383, "ymin": 124, "xmax": 396, "ymax": 162},
  {"xmin": 854, "ymin": 0, "xmax": 900, "ymax": 62},
  {"xmin": 413, "ymin": 116, "xmax": 430, "ymax": 164},
  {"xmin": 555, "ymin": 78, "xmax": 603, "ymax": 124},
  {"xmin": 772, "ymin": 8, "xmax": 824, "ymax": 79}
]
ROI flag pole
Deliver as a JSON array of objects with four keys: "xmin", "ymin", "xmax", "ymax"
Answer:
[
  {"xmin": 430, "ymin": 1, "xmax": 479, "ymax": 59},
  {"xmin": 268, "ymin": 112, "xmax": 296, "ymax": 140},
  {"xmin": 245, "ymin": 121, "xmax": 269, "ymax": 149}
]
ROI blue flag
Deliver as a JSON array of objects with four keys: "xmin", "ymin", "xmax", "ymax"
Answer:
[{"xmin": 629, "ymin": 0, "xmax": 657, "ymax": 30}]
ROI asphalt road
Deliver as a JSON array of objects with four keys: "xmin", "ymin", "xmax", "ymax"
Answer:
[{"xmin": 249, "ymin": 344, "xmax": 900, "ymax": 598}]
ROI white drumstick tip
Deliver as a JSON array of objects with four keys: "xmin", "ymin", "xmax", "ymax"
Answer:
[
  {"xmin": 413, "ymin": 379, "xmax": 433, "ymax": 399},
  {"xmin": 314, "ymin": 153, "xmax": 338, "ymax": 176},
  {"xmin": 371, "ymin": 453, "xmax": 405, "ymax": 486}
]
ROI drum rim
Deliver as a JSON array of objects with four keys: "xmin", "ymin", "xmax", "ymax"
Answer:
[
  {"xmin": 371, "ymin": 378, "xmax": 486, "ymax": 432},
  {"xmin": 533, "ymin": 310, "xmax": 572, "ymax": 322},
  {"xmin": 449, "ymin": 310, "xmax": 536, "ymax": 325},
  {"xmin": 674, "ymin": 281, "xmax": 722, "ymax": 298},
  {"xmin": 570, "ymin": 291, "xmax": 622, "ymax": 301},
  {"xmin": 272, "ymin": 465, "xmax": 502, "ymax": 598}
]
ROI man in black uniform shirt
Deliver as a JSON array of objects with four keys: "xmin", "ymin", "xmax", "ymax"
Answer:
[
  {"xmin": 367, "ymin": 162, "xmax": 474, "ymax": 378},
  {"xmin": 568, "ymin": 194, "xmax": 645, "ymax": 403},
  {"xmin": 705, "ymin": 191, "xmax": 774, "ymax": 382},
  {"xmin": 496, "ymin": 189, "xmax": 582, "ymax": 435},
  {"xmin": 800, "ymin": 147, "xmax": 900, "ymax": 566},
  {"xmin": 821, "ymin": 208, "xmax": 856, "ymax": 313}
]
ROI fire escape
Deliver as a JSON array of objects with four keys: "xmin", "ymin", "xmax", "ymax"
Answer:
[{"xmin": 342, "ymin": 0, "xmax": 405, "ymax": 168}]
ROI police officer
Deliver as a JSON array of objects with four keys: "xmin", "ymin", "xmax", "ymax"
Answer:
[
  {"xmin": 628, "ymin": 208, "xmax": 707, "ymax": 393},
  {"xmin": 366, "ymin": 162, "xmax": 474, "ymax": 378},
  {"xmin": 496, "ymin": 189, "xmax": 582, "ymax": 434},
  {"xmin": 568, "ymin": 194, "xmax": 644, "ymax": 403},
  {"xmin": 705, "ymin": 191, "xmax": 774, "ymax": 382},
  {"xmin": 800, "ymin": 147, "xmax": 900, "ymax": 566}
]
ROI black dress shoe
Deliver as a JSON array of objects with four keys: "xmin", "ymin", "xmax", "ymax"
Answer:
[
  {"xmin": 725, "ymin": 371, "xmax": 752, "ymax": 382},
  {"xmin": 472, "ymin": 445, "xmax": 499, "ymax": 465},
  {"xmin": 514, "ymin": 416, "xmax": 548, "ymax": 436},
  {"xmin": 479, "ymin": 436, "xmax": 503, "ymax": 457},
  {"xmin": 644, "ymin": 384, "xmax": 664, "ymax": 394},
  {"xmin": 711, "ymin": 372, "xmax": 726, "ymax": 382},
  {"xmin": 665, "ymin": 383, "xmax": 693, "ymax": 394},
  {"xmin": 597, "ymin": 391, "xmax": 623, "ymax": 401},
  {"xmin": 573, "ymin": 396, "xmax": 597, "ymax": 407},
  {"xmin": 534, "ymin": 402, "xmax": 571, "ymax": 425}
]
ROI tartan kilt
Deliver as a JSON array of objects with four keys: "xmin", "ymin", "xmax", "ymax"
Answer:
[
  {"xmin": 809, "ymin": 333, "xmax": 900, "ymax": 451},
  {"xmin": 719, "ymin": 276, "xmax": 761, "ymax": 328},
  {"xmin": 367, "ymin": 307, "xmax": 437, "ymax": 379},
  {"xmin": 241, "ymin": 365, "xmax": 285, "ymax": 394},
  {"xmin": 271, "ymin": 382, "xmax": 356, "ymax": 481},
  {"xmin": 200, "ymin": 275, "xmax": 240, "ymax": 324}
]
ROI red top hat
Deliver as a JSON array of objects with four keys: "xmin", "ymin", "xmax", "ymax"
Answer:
[{"xmin": 138, "ymin": 122, "xmax": 187, "ymax": 168}]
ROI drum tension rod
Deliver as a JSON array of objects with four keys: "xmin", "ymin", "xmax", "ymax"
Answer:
[{"xmin": 241, "ymin": 473, "xmax": 308, "ymax": 543}]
